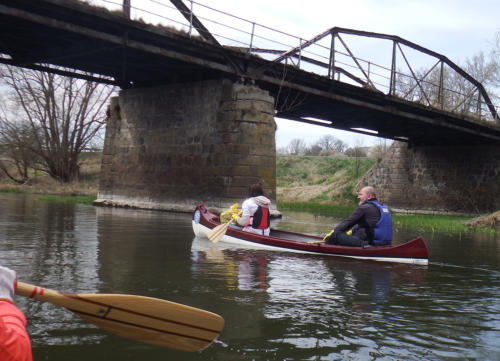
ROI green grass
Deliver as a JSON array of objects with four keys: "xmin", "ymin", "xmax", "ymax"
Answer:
[
  {"xmin": 78, "ymin": 151, "xmax": 102, "ymax": 161},
  {"xmin": 276, "ymin": 156, "xmax": 376, "ymax": 185},
  {"xmin": 341, "ymin": 185, "xmax": 357, "ymax": 203},
  {"xmin": 277, "ymin": 156, "xmax": 376, "ymax": 206},
  {"xmin": 0, "ymin": 185, "xmax": 97, "ymax": 204},
  {"xmin": 277, "ymin": 201, "xmax": 354, "ymax": 218},
  {"xmin": 36, "ymin": 195, "xmax": 97, "ymax": 204},
  {"xmin": 0, "ymin": 187, "xmax": 29, "ymax": 194},
  {"xmin": 277, "ymin": 201, "xmax": 499, "ymax": 234},
  {"xmin": 392, "ymin": 214, "xmax": 472, "ymax": 234},
  {"xmin": 345, "ymin": 158, "xmax": 375, "ymax": 180},
  {"xmin": 314, "ymin": 158, "xmax": 351, "ymax": 175}
]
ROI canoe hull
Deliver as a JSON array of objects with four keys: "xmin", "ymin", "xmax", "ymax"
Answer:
[{"xmin": 192, "ymin": 205, "xmax": 429, "ymax": 265}]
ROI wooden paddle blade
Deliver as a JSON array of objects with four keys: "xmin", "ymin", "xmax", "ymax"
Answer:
[
  {"xmin": 307, "ymin": 240, "xmax": 324, "ymax": 244},
  {"xmin": 74, "ymin": 294, "xmax": 224, "ymax": 351},
  {"xmin": 16, "ymin": 282, "xmax": 224, "ymax": 352},
  {"xmin": 206, "ymin": 220, "xmax": 232, "ymax": 243}
]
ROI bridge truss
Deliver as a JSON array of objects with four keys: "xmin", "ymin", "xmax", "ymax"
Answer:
[{"xmin": 0, "ymin": 0, "xmax": 499, "ymax": 145}]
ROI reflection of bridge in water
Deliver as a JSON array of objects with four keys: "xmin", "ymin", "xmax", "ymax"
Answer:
[{"xmin": 1, "ymin": 0, "xmax": 500, "ymax": 212}]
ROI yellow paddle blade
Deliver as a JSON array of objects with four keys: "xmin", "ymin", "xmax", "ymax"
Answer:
[
  {"xmin": 16, "ymin": 282, "xmax": 224, "ymax": 352},
  {"xmin": 206, "ymin": 220, "xmax": 232, "ymax": 243}
]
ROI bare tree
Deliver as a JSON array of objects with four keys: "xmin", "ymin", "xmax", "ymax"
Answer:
[
  {"xmin": 0, "ymin": 65, "xmax": 115, "ymax": 182},
  {"xmin": 395, "ymin": 44, "xmax": 499, "ymax": 120},
  {"xmin": 316, "ymin": 134, "xmax": 335, "ymax": 151},
  {"xmin": 276, "ymin": 146, "xmax": 289, "ymax": 156},
  {"xmin": 490, "ymin": 30, "xmax": 500, "ymax": 100},
  {"xmin": 489, "ymin": 30, "xmax": 500, "ymax": 84},
  {"xmin": 370, "ymin": 139, "xmax": 391, "ymax": 162},
  {"xmin": 315, "ymin": 134, "xmax": 347, "ymax": 153},
  {"xmin": 287, "ymin": 138, "xmax": 307, "ymax": 156},
  {"xmin": 0, "ymin": 117, "xmax": 37, "ymax": 184},
  {"xmin": 304, "ymin": 144, "xmax": 322, "ymax": 156},
  {"xmin": 345, "ymin": 138, "xmax": 366, "ymax": 178},
  {"xmin": 332, "ymin": 138, "xmax": 348, "ymax": 153},
  {"xmin": 344, "ymin": 146, "xmax": 367, "ymax": 158}
]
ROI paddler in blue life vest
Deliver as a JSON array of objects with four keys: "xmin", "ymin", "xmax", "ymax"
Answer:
[
  {"xmin": 232, "ymin": 183, "xmax": 271, "ymax": 236},
  {"xmin": 325, "ymin": 186, "xmax": 393, "ymax": 247}
]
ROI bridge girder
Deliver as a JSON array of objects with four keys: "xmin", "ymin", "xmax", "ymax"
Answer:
[{"xmin": 1, "ymin": 0, "xmax": 500, "ymax": 146}]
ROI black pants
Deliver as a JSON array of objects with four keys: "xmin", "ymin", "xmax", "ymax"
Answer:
[{"xmin": 326, "ymin": 231, "xmax": 364, "ymax": 247}]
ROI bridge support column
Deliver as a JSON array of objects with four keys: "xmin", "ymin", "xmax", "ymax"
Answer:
[
  {"xmin": 96, "ymin": 79, "xmax": 277, "ymax": 213},
  {"xmin": 361, "ymin": 142, "xmax": 500, "ymax": 214}
]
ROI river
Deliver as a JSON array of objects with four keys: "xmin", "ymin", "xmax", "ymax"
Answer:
[{"xmin": 0, "ymin": 193, "xmax": 499, "ymax": 360}]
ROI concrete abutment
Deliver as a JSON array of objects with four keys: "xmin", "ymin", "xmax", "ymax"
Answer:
[{"xmin": 360, "ymin": 142, "xmax": 500, "ymax": 214}]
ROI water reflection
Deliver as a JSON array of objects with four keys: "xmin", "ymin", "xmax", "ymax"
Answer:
[
  {"xmin": 95, "ymin": 206, "xmax": 194, "ymax": 295},
  {"xmin": 190, "ymin": 237, "xmax": 430, "ymax": 359},
  {"xmin": 0, "ymin": 194, "xmax": 499, "ymax": 360},
  {"xmin": 0, "ymin": 194, "xmax": 101, "ymax": 347}
]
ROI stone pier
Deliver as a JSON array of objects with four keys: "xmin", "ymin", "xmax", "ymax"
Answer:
[
  {"xmin": 361, "ymin": 142, "xmax": 500, "ymax": 214},
  {"xmin": 95, "ymin": 79, "xmax": 277, "ymax": 213}
]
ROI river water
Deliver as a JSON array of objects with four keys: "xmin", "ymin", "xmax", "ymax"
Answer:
[{"xmin": 0, "ymin": 193, "xmax": 499, "ymax": 361}]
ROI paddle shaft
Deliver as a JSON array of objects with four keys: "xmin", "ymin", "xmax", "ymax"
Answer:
[
  {"xmin": 16, "ymin": 281, "xmax": 64, "ymax": 304},
  {"xmin": 307, "ymin": 240, "xmax": 325, "ymax": 244},
  {"xmin": 15, "ymin": 281, "xmax": 224, "ymax": 351}
]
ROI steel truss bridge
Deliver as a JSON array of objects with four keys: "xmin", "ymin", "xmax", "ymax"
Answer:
[{"xmin": 1, "ymin": 0, "xmax": 499, "ymax": 145}]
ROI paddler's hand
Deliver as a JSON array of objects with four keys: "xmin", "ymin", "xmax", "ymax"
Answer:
[
  {"xmin": 231, "ymin": 213, "xmax": 239, "ymax": 224},
  {"xmin": 322, "ymin": 229, "xmax": 335, "ymax": 242},
  {"xmin": 0, "ymin": 265, "xmax": 16, "ymax": 303}
]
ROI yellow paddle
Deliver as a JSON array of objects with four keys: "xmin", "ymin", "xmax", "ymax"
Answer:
[
  {"xmin": 15, "ymin": 281, "xmax": 224, "ymax": 352},
  {"xmin": 307, "ymin": 240, "xmax": 325, "ymax": 244},
  {"xmin": 206, "ymin": 220, "xmax": 233, "ymax": 243}
]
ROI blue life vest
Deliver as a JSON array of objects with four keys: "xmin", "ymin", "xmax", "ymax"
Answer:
[{"xmin": 365, "ymin": 200, "xmax": 393, "ymax": 245}]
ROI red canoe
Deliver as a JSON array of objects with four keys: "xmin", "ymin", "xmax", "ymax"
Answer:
[{"xmin": 192, "ymin": 204, "xmax": 429, "ymax": 265}]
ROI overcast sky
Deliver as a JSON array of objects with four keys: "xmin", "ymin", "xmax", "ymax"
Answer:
[{"xmin": 100, "ymin": 0, "xmax": 500, "ymax": 148}]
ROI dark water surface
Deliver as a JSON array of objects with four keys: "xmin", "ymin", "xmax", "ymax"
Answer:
[{"xmin": 0, "ymin": 193, "xmax": 499, "ymax": 360}]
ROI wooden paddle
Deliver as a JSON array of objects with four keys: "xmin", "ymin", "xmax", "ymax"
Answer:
[
  {"xmin": 206, "ymin": 220, "xmax": 233, "ymax": 243},
  {"xmin": 307, "ymin": 240, "xmax": 324, "ymax": 244},
  {"xmin": 15, "ymin": 281, "xmax": 224, "ymax": 352}
]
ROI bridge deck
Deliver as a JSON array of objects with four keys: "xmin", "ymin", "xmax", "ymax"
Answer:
[{"xmin": 1, "ymin": 0, "xmax": 500, "ymax": 145}]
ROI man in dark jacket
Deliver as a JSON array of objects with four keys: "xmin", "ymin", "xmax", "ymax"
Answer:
[{"xmin": 326, "ymin": 186, "xmax": 393, "ymax": 247}]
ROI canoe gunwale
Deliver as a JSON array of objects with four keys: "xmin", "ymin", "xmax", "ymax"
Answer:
[{"xmin": 193, "ymin": 204, "xmax": 429, "ymax": 265}]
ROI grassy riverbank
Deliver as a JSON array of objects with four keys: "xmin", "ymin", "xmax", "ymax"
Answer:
[
  {"xmin": 1, "ymin": 153, "xmax": 498, "ymax": 230},
  {"xmin": 0, "ymin": 152, "xmax": 100, "ymax": 204},
  {"xmin": 276, "ymin": 156, "xmax": 374, "ymax": 206},
  {"xmin": 277, "ymin": 201, "xmax": 491, "ymax": 234},
  {"xmin": 0, "ymin": 186, "xmax": 97, "ymax": 204},
  {"xmin": 276, "ymin": 155, "xmax": 499, "ymax": 232}
]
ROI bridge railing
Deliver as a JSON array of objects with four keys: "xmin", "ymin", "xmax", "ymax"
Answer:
[{"xmin": 85, "ymin": 0, "xmax": 500, "ymax": 123}]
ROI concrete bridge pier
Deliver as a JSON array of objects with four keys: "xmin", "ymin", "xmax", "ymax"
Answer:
[
  {"xmin": 95, "ymin": 78, "xmax": 277, "ymax": 214},
  {"xmin": 361, "ymin": 142, "xmax": 500, "ymax": 214}
]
